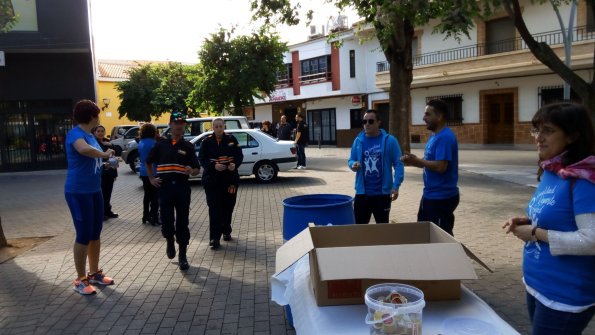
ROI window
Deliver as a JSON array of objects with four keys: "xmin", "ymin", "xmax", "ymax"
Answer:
[
  {"xmin": 538, "ymin": 86, "xmax": 581, "ymax": 107},
  {"xmin": 426, "ymin": 95, "xmax": 464, "ymax": 126},
  {"xmin": 486, "ymin": 17, "xmax": 516, "ymax": 54},
  {"xmin": 300, "ymin": 55, "xmax": 331, "ymax": 83},
  {"xmin": 230, "ymin": 132, "xmax": 259, "ymax": 148},
  {"xmin": 412, "ymin": 36, "xmax": 418, "ymax": 60},
  {"xmin": 588, "ymin": 2, "xmax": 595, "ymax": 32},
  {"xmin": 276, "ymin": 63, "xmax": 293, "ymax": 87},
  {"xmin": 349, "ymin": 50, "xmax": 355, "ymax": 78},
  {"xmin": 350, "ymin": 108, "xmax": 363, "ymax": 129}
]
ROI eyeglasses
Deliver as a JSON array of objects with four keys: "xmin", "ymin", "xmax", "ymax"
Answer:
[
  {"xmin": 530, "ymin": 127, "xmax": 556, "ymax": 138},
  {"xmin": 362, "ymin": 119, "xmax": 376, "ymax": 125}
]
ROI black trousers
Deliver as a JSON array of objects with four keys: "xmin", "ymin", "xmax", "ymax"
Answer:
[
  {"xmin": 101, "ymin": 174, "xmax": 116, "ymax": 215},
  {"xmin": 158, "ymin": 180, "xmax": 191, "ymax": 246},
  {"xmin": 204, "ymin": 183, "xmax": 238, "ymax": 241},
  {"xmin": 141, "ymin": 176, "xmax": 159, "ymax": 219},
  {"xmin": 354, "ymin": 194, "xmax": 392, "ymax": 224},
  {"xmin": 417, "ymin": 194, "xmax": 460, "ymax": 236}
]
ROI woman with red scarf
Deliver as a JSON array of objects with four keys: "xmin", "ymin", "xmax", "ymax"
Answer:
[{"xmin": 503, "ymin": 103, "xmax": 595, "ymax": 335}]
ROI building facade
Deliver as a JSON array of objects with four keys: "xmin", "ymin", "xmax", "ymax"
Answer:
[
  {"xmin": 254, "ymin": 1, "xmax": 594, "ymax": 147},
  {"xmin": 0, "ymin": 0, "xmax": 95, "ymax": 171}
]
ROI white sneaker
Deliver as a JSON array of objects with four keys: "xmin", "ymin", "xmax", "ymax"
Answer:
[{"xmin": 298, "ymin": 166, "xmax": 306, "ymax": 170}]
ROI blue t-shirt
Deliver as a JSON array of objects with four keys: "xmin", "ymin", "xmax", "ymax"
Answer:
[
  {"xmin": 423, "ymin": 127, "xmax": 459, "ymax": 199},
  {"xmin": 362, "ymin": 134, "xmax": 383, "ymax": 195},
  {"xmin": 138, "ymin": 138, "xmax": 156, "ymax": 177},
  {"xmin": 524, "ymin": 171, "xmax": 595, "ymax": 307},
  {"xmin": 64, "ymin": 126, "xmax": 102, "ymax": 193}
]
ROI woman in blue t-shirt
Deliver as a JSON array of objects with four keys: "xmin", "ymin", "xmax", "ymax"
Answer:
[
  {"xmin": 503, "ymin": 103, "xmax": 595, "ymax": 335},
  {"xmin": 138, "ymin": 123, "xmax": 159, "ymax": 226},
  {"xmin": 65, "ymin": 100, "xmax": 116, "ymax": 295}
]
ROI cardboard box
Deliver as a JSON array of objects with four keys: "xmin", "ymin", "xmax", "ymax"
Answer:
[{"xmin": 274, "ymin": 222, "xmax": 491, "ymax": 306}]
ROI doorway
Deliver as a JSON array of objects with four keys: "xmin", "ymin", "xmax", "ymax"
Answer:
[
  {"xmin": 307, "ymin": 108, "xmax": 336, "ymax": 145},
  {"xmin": 484, "ymin": 93, "xmax": 514, "ymax": 144}
]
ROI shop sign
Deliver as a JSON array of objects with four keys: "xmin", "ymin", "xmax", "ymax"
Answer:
[
  {"xmin": 270, "ymin": 90, "xmax": 287, "ymax": 102},
  {"xmin": 351, "ymin": 95, "xmax": 361, "ymax": 106}
]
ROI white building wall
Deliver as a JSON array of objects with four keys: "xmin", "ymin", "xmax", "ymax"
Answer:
[
  {"xmin": 410, "ymin": 70, "xmax": 591, "ymax": 125},
  {"xmin": 294, "ymin": 39, "xmax": 331, "ymax": 59},
  {"xmin": 254, "ymin": 105, "xmax": 272, "ymax": 122}
]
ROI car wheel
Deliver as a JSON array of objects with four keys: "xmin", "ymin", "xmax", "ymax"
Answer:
[
  {"xmin": 128, "ymin": 151, "xmax": 139, "ymax": 173},
  {"xmin": 254, "ymin": 161, "xmax": 278, "ymax": 183}
]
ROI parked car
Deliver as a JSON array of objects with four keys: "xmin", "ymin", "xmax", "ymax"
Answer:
[
  {"xmin": 121, "ymin": 124, "xmax": 167, "ymax": 172},
  {"xmin": 110, "ymin": 126, "xmax": 139, "ymax": 155},
  {"xmin": 191, "ymin": 129, "xmax": 297, "ymax": 183},
  {"xmin": 162, "ymin": 116, "xmax": 250, "ymax": 141}
]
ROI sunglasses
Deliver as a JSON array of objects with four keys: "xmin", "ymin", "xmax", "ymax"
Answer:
[{"xmin": 362, "ymin": 119, "xmax": 376, "ymax": 125}]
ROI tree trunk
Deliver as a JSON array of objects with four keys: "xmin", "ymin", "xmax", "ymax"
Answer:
[
  {"xmin": 382, "ymin": 18, "xmax": 415, "ymax": 153},
  {"xmin": 506, "ymin": 0, "xmax": 595, "ymax": 126},
  {"xmin": 0, "ymin": 216, "xmax": 8, "ymax": 248}
]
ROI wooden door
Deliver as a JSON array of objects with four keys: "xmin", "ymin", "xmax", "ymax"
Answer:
[{"xmin": 486, "ymin": 93, "xmax": 514, "ymax": 144}]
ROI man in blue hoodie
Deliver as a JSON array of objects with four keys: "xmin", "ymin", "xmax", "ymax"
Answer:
[{"xmin": 348, "ymin": 110, "xmax": 404, "ymax": 224}]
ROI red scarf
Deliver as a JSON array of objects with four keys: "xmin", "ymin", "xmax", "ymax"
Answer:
[{"xmin": 540, "ymin": 152, "xmax": 595, "ymax": 184}]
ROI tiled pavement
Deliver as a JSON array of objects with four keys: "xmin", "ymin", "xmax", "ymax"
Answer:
[{"xmin": 0, "ymin": 148, "xmax": 593, "ymax": 335}]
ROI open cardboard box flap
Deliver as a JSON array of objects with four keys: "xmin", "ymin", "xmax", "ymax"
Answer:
[
  {"xmin": 275, "ymin": 222, "xmax": 491, "ymax": 277},
  {"xmin": 316, "ymin": 244, "xmax": 478, "ymax": 281}
]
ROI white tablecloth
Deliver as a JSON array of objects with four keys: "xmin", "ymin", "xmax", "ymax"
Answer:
[{"xmin": 272, "ymin": 256, "xmax": 520, "ymax": 335}]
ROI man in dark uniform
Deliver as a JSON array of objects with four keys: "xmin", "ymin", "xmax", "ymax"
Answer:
[
  {"xmin": 276, "ymin": 115, "xmax": 293, "ymax": 141},
  {"xmin": 145, "ymin": 111, "xmax": 200, "ymax": 270},
  {"xmin": 198, "ymin": 118, "xmax": 243, "ymax": 250}
]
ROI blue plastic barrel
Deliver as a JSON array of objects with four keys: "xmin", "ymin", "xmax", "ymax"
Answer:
[
  {"xmin": 281, "ymin": 194, "xmax": 355, "ymax": 327},
  {"xmin": 282, "ymin": 194, "xmax": 355, "ymax": 241}
]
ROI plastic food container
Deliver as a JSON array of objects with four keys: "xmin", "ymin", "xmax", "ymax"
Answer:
[{"xmin": 365, "ymin": 283, "xmax": 425, "ymax": 335}]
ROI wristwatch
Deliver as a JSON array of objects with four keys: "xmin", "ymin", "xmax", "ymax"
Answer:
[{"xmin": 531, "ymin": 226, "xmax": 538, "ymax": 242}]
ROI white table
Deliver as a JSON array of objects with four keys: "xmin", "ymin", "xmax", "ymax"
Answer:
[{"xmin": 272, "ymin": 256, "xmax": 520, "ymax": 335}]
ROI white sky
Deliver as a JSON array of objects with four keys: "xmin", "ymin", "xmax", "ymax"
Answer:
[{"xmin": 90, "ymin": 0, "xmax": 358, "ymax": 64}]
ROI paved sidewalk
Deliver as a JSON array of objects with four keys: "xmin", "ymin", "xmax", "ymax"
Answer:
[{"xmin": 0, "ymin": 148, "xmax": 592, "ymax": 334}]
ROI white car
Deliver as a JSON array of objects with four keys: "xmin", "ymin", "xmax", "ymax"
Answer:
[{"xmin": 191, "ymin": 129, "xmax": 297, "ymax": 183}]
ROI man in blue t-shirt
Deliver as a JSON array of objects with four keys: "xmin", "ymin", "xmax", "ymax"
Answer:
[
  {"xmin": 401, "ymin": 99, "xmax": 459, "ymax": 235},
  {"xmin": 348, "ymin": 110, "xmax": 404, "ymax": 224}
]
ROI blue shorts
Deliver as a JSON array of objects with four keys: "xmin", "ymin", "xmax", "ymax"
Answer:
[{"xmin": 65, "ymin": 191, "xmax": 104, "ymax": 245}]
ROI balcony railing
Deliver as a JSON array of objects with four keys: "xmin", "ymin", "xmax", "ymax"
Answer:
[
  {"xmin": 299, "ymin": 71, "xmax": 332, "ymax": 84},
  {"xmin": 376, "ymin": 25, "xmax": 595, "ymax": 72},
  {"xmin": 275, "ymin": 74, "xmax": 293, "ymax": 88}
]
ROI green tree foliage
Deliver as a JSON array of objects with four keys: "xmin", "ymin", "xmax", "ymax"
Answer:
[
  {"xmin": 116, "ymin": 62, "xmax": 198, "ymax": 121},
  {"xmin": 190, "ymin": 27, "xmax": 287, "ymax": 115},
  {"xmin": 0, "ymin": 0, "xmax": 18, "ymax": 33}
]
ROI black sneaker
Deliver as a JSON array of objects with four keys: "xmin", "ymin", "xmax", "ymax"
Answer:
[
  {"xmin": 166, "ymin": 238, "xmax": 176, "ymax": 259},
  {"xmin": 179, "ymin": 259, "xmax": 189, "ymax": 270},
  {"xmin": 210, "ymin": 240, "xmax": 221, "ymax": 250},
  {"xmin": 223, "ymin": 234, "xmax": 232, "ymax": 241},
  {"xmin": 106, "ymin": 212, "xmax": 119, "ymax": 218}
]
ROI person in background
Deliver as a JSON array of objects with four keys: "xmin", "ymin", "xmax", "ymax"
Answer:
[
  {"xmin": 199, "ymin": 118, "xmax": 244, "ymax": 250},
  {"xmin": 93, "ymin": 125, "xmax": 119, "ymax": 221},
  {"xmin": 138, "ymin": 123, "xmax": 159, "ymax": 226},
  {"xmin": 146, "ymin": 111, "xmax": 200, "ymax": 271},
  {"xmin": 294, "ymin": 113, "xmax": 308, "ymax": 169},
  {"xmin": 348, "ymin": 109, "xmax": 404, "ymax": 224},
  {"xmin": 401, "ymin": 99, "xmax": 459, "ymax": 236},
  {"xmin": 503, "ymin": 103, "xmax": 595, "ymax": 335},
  {"xmin": 261, "ymin": 120, "xmax": 275, "ymax": 137},
  {"xmin": 276, "ymin": 115, "xmax": 292, "ymax": 141},
  {"xmin": 65, "ymin": 100, "xmax": 115, "ymax": 295}
]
